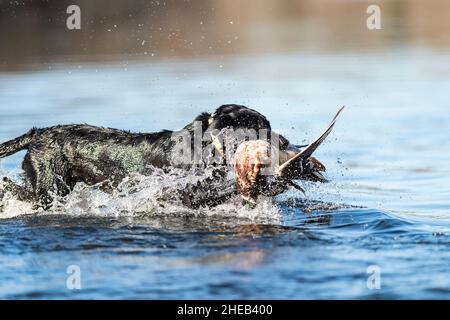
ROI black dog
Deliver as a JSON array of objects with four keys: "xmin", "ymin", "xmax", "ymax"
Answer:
[{"xmin": 0, "ymin": 104, "xmax": 290, "ymax": 208}]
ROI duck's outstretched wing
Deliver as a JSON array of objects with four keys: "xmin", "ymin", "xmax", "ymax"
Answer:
[{"xmin": 278, "ymin": 106, "xmax": 345, "ymax": 176}]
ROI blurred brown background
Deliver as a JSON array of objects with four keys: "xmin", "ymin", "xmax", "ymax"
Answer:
[{"xmin": 1, "ymin": 0, "xmax": 450, "ymax": 71}]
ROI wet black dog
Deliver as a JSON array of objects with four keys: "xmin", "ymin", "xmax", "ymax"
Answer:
[{"xmin": 0, "ymin": 104, "xmax": 290, "ymax": 208}]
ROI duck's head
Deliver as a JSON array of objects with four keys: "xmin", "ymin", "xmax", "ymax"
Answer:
[{"xmin": 233, "ymin": 107, "xmax": 344, "ymax": 205}]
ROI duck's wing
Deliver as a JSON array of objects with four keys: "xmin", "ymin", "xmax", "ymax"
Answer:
[{"xmin": 278, "ymin": 106, "xmax": 345, "ymax": 176}]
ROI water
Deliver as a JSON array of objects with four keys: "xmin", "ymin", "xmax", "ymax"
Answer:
[{"xmin": 1, "ymin": 50, "xmax": 450, "ymax": 299}]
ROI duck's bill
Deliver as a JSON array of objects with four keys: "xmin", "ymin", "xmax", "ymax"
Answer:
[
  {"xmin": 308, "ymin": 171, "xmax": 328, "ymax": 183},
  {"xmin": 277, "ymin": 106, "xmax": 344, "ymax": 177}
]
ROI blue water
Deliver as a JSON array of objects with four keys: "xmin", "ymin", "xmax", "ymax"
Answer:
[{"xmin": 1, "ymin": 50, "xmax": 450, "ymax": 299}]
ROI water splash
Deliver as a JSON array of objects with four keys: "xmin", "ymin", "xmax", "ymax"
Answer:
[{"xmin": 0, "ymin": 167, "xmax": 281, "ymax": 223}]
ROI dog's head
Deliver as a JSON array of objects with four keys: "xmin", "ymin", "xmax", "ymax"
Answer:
[
  {"xmin": 176, "ymin": 104, "xmax": 291, "ymax": 167},
  {"xmin": 203, "ymin": 105, "xmax": 290, "ymax": 161}
]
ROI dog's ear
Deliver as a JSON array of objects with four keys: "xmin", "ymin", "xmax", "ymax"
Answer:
[{"xmin": 184, "ymin": 112, "xmax": 211, "ymax": 132}]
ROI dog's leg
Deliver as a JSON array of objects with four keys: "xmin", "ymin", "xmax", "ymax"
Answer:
[
  {"xmin": 34, "ymin": 169, "xmax": 60, "ymax": 208},
  {"xmin": 158, "ymin": 169, "xmax": 238, "ymax": 209},
  {"xmin": 0, "ymin": 177, "xmax": 34, "ymax": 203},
  {"xmin": 23, "ymin": 146, "xmax": 76, "ymax": 208},
  {"xmin": 180, "ymin": 177, "xmax": 238, "ymax": 208}
]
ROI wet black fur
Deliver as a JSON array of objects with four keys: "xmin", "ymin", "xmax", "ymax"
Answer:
[{"xmin": 0, "ymin": 104, "xmax": 288, "ymax": 208}]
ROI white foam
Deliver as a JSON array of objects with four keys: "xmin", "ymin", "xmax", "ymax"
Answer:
[{"xmin": 0, "ymin": 167, "xmax": 281, "ymax": 223}]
